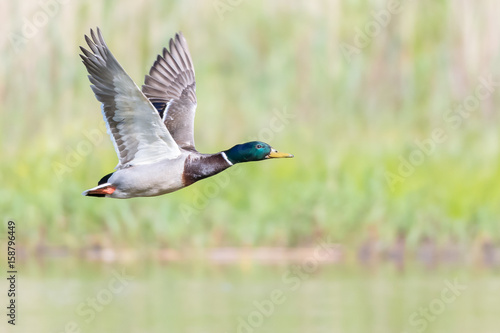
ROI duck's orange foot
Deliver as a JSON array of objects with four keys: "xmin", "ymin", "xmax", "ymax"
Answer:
[{"xmin": 82, "ymin": 184, "xmax": 116, "ymax": 197}]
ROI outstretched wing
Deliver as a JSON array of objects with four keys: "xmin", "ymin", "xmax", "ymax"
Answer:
[
  {"xmin": 80, "ymin": 28, "xmax": 181, "ymax": 170},
  {"xmin": 142, "ymin": 32, "xmax": 197, "ymax": 151}
]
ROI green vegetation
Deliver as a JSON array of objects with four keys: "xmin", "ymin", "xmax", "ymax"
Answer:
[{"xmin": 2, "ymin": 0, "xmax": 499, "ymax": 249}]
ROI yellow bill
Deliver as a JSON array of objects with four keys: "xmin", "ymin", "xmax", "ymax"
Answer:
[{"xmin": 267, "ymin": 149, "xmax": 294, "ymax": 159}]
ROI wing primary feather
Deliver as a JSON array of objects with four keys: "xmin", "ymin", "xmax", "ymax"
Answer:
[
  {"xmin": 80, "ymin": 28, "xmax": 181, "ymax": 169},
  {"xmin": 142, "ymin": 31, "xmax": 198, "ymax": 150}
]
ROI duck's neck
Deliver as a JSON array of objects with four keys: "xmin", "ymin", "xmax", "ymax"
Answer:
[{"xmin": 182, "ymin": 152, "xmax": 233, "ymax": 186}]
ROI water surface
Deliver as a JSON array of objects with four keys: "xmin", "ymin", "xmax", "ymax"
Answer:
[{"xmin": 2, "ymin": 259, "xmax": 498, "ymax": 333}]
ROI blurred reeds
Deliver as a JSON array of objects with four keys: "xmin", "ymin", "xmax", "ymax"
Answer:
[{"xmin": 1, "ymin": 0, "xmax": 500, "ymax": 251}]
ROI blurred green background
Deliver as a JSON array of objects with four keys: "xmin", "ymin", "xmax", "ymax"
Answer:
[
  {"xmin": 1, "ymin": 0, "xmax": 500, "ymax": 332},
  {"xmin": 2, "ymin": 0, "xmax": 499, "ymax": 251}
]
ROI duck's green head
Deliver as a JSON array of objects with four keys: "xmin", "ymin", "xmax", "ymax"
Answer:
[{"xmin": 224, "ymin": 141, "xmax": 293, "ymax": 164}]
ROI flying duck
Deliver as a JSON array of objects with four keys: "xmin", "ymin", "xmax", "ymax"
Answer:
[{"xmin": 80, "ymin": 28, "xmax": 293, "ymax": 199}]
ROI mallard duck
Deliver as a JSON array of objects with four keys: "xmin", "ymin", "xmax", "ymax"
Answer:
[{"xmin": 80, "ymin": 28, "xmax": 293, "ymax": 198}]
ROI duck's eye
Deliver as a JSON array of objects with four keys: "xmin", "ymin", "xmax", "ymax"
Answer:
[{"xmin": 256, "ymin": 144, "xmax": 263, "ymax": 149}]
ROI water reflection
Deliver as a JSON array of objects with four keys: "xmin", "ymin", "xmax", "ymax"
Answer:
[{"xmin": 1, "ymin": 258, "xmax": 499, "ymax": 333}]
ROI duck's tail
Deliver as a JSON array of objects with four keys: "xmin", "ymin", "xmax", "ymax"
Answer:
[
  {"xmin": 82, "ymin": 183, "xmax": 116, "ymax": 197},
  {"xmin": 82, "ymin": 172, "xmax": 116, "ymax": 197}
]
